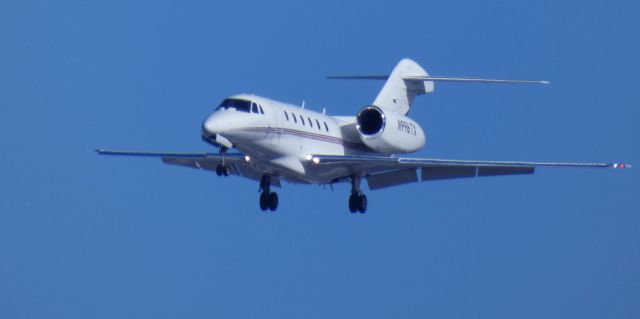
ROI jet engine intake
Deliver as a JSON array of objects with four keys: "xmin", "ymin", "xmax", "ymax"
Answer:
[
  {"xmin": 356, "ymin": 105, "xmax": 425, "ymax": 154},
  {"xmin": 357, "ymin": 106, "xmax": 386, "ymax": 136}
]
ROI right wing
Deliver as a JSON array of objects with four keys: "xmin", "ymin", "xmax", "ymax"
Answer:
[
  {"xmin": 308, "ymin": 154, "xmax": 629, "ymax": 190},
  {"xmin": 95, "ymin": 149, "xmax": 277, "ymax": 185}
]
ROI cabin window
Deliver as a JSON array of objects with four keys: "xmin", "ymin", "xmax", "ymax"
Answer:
[
  {"xmin": 300, "ymin": 115, "xmax": 305, "ymax": 125},
  {"xmin": 284, "ymin": 111, "xmax": 289, "ymax": 121},
  {"xmin": 259, "ymin": 105, "xmax": 264, "ymax": 114},
  {"xmin": 308, "ymin": 117, "xmax": 313, "ymax": 128},
  {"xmin": 315, "ymin": 119, "xmax": 321, "ymax": 130},
  {"xmin": 292, "ymin": 113, "xmax": 297, "ymax": 123},
  {"xmin": 216, "ymin": 98, "xmax": 251, "ymax": 113},
  {"xmin": 324, "ymin": 121, "xmax": 329, "ymax": 132}
]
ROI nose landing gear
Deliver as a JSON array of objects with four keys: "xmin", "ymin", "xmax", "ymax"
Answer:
[
  {"xmin": 259, "ymin": 175, "xmax": 278, "ymax": 211},
  {"xmin": 215, "ymin": 146, "xmax": 230, "ymax": 176}
]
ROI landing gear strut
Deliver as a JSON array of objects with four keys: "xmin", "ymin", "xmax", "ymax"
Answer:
[
  {"xmin": 348, "ymin": 175, "xmax": 367, "ymax": 213},
  {"xmin": 259, "ymin": 175, "xmax": 278, "ymax": 211},
  {"xmin": 215, "ymin": 146, "xmax": 230, "ymax": 176}
]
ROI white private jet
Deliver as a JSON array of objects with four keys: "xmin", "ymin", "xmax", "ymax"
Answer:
[{"xmin": 97, "ymin": 59, "xmax": 629, "ymax": 213}]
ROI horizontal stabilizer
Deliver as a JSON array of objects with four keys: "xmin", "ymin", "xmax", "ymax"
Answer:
[
  {"xmin": 404, "ymin": 76, "xmax": 549, "ymax": 84},
  {"xmin": 326, "ymin": 75, "xmax": 389, "ymax": 80},
  {"xmin": 327, "ymin": 75, "xmax": 549, "ymax": 84}
]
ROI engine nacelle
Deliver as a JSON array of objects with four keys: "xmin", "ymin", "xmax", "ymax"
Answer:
[{"xmin": 356, "ymin": 105, "xmax": 425, "ymax": 154}]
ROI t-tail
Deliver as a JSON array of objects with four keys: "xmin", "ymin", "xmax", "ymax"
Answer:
[{"xmin": 328, "ymin": 58, "xmax": 550, "ymax": 115}]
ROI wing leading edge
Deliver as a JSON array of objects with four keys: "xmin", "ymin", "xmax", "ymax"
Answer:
[{"xmin": 308, "ymin": 154, "xmax": 630, "ymax": 190}]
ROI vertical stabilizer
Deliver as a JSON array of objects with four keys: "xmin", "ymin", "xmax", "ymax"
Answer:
[{"xmin": 372, "ymin": 59, "xmax": 433, "ymax": 115}]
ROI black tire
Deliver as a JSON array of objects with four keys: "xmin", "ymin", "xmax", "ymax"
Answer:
[
  {"xmin": 357, "ymin": 194, "xmax": 367, "ymax": 213},
  {"xmin": 215, "ymin": 165, "xmax": 222, "ymax": 176},
  {"xmin": 348, "ymin": 193, "xmax": 358, "ymax": 213},
  {"xmin": 268, "ymin": 192, "xmax": 278, "ymax": 211},
  {"xmin": 222, "ymin": 165, "xmax": 230, "ymax": 176},
  {"xmin": 259, "ymin": 192, "xmax": 269, "ymax": 211}
]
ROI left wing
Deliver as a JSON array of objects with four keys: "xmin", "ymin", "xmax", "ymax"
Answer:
[
  {"xmin": 308, "ymin": 154, "xmax": 630, "ymax": 190},
  {"xmin": 95, "ymin": 149, "xmax": 276, "ymax": 185}
]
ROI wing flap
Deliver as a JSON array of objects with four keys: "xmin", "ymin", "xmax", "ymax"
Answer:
[
  {"xmin": 421, "ymin": 166, "xmax": 477, "ymax": 181},
  {"xmin": 161, "ymin": 157, "xmax": 205, "ymax": 169},
  {"xmin": 367, "ymin": 168, "xmax": 419, "ymax": 190},
  {"xmin": 478, "ymin": 166, "xmax": 535, "ymax": 176},
  {"xmin": 161, "ymin": 157, "xmax": 244, "ymax": 176}
]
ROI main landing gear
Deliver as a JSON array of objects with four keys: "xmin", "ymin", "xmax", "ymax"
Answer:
[
  {"xmin": 259, "ymin": 175, "xmax": 278, "ymax": 211},
  {"xmin": 348, "ymin": 175, "xmax": 367, "ymax": 213},
  {"xmin": 215, "ymin": 164, "xmax": 230, "ymax": 176}
]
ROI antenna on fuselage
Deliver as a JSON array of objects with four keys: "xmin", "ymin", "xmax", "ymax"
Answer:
[
  {"xmin": 301, "ymin": 100, "xmax": 305, "ymax": 109},
  {"xmin": 322, "ymin": 107, "xmax": 326, "ymax": 115}
]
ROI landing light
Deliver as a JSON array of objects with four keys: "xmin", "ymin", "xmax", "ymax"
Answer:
[
  {"xmin": 305, "ymin": 154, "xmax": 321, "ymax": 164},
  {"xmin": 244, "ymin": 155, "xmax": 251, "ymax": 162}
]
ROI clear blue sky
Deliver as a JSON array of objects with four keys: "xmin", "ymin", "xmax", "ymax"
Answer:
[{"xmin": 1, "ymin": 0, "xmax": 639, "ymax": 318}]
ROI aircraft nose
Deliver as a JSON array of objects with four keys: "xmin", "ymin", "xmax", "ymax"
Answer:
[{"xmin": 202, "ymin": 114, "xmax": 227, "ymax": 136}]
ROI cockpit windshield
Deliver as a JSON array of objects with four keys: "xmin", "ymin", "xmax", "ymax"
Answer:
[{"xmin": 216, "ymin": 99, "xmax": 251, "ymax": 112}]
